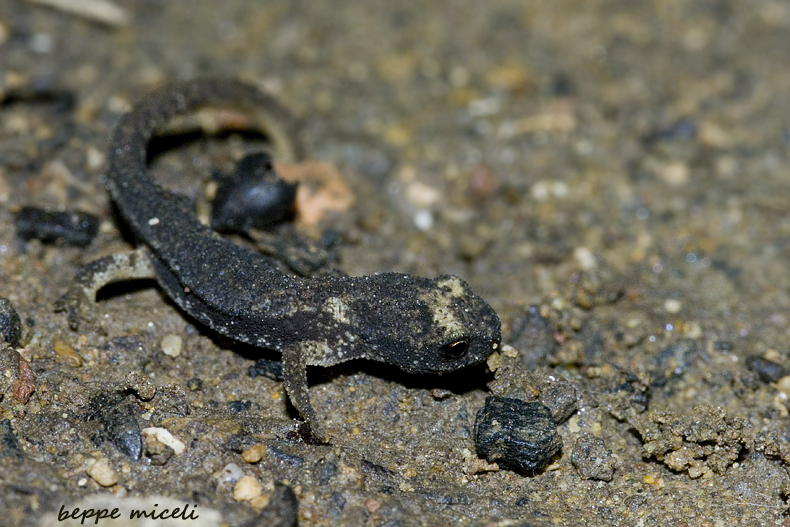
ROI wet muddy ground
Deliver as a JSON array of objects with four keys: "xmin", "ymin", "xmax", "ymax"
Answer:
[{"xmin": 2, "ymin": 1, "xmax": 790, "ymax": 525}]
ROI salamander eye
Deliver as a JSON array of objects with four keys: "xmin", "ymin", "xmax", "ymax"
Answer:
[{"xmin": 441, "ymin": 339, "xmax": 470, "ymax": 361}]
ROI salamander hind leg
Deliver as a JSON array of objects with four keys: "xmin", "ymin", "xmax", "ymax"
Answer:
[{"xmin": 55, "ymin": 248, "xmax": 156, "ymax": 330}]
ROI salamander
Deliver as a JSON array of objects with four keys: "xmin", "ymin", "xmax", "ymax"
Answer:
[{"xmin": 57, "ymin": 78, "xmax": 501, "ymax": 441}]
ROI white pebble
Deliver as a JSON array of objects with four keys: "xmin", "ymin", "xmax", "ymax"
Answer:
[
  {"xmin": 664, "ymin": 299, "xmax": 682, "ymax": 314},
  {"xmin": 221, "ymin": 463, "xmax": 243, "ymax": 484},
  {"xmin": 161, "ymin": 334, "xmax": 183, "ymax": 357},
  {"xmin": 87, "ymin": 457, "xmax": 117, "ymax": 487},
  {"xmin": 413, "ymin": 209, "xmax": 434, "ymax": 230},
  {"xmin": 141, "ymin": 427, "xmax": 186, "ymax": 454},
  {"xmin": 573, "ymin": 246, "xmax": 597, "ymax": 270},
  {"xmin": 404, "ymin": 181, "xmax": 441, "ymax": 208},
  {"xmin": 530, "ymin": 180, "xmax": 569, "ymax": 201},
  {"xmin": 233, "ymin": 475, "xmax": 263, "ymax": 501}
]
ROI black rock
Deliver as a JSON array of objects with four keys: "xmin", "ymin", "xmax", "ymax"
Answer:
[
  {"xmin": 312, "ymin": 458, "xmax": 338, "ymax": 486},
  {"xmin": 746, "ymin": 355, "xmax": 787, "ymax": 383},
  {"xmin": 0, "ymin": 297, "xmax": 22, "ymax": 347},
  {"xmin": 87, "ymin": 391, "xmax": 142, "ymax": 460},
  {"xmin": 249, "ymin": 357, "xmax": 284, "ymax": 381},
  {"xmin": 474, "ymin": 396, "xmax": 561, "ymax": 473},
  {"xmin": 211, "ymin": 152, "xmax": 297, "ymax": 233},
  {"xmin": 0, "ymin": 418, "xmax": 23, "ymax": 460},
  {"xmin": 16, "ymin": 206, "xmax": 99, "ymax": 246}
]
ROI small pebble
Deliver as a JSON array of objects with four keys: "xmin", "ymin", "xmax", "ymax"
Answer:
[
  {"xmin": 2, "ymin": 345, "xmax": 36, "ymax": 404},
  {"xmin": 141, "ymin": 427, "xmax": 185, "ymax": 455},
  {"xmin": 775, "ymin": 376, "xmax": 790, "ymax": 397},
  {"xmin": 467, "ymin": 162, "xmax": 498, "ymax": 201},
  {"xmin": 250, "ymin": 494, "xmax": 271, "ymax": 511},
  {"xmin": 143, "ymin": 433, "xmax": 173, "ymax": 465},
  {"xmin": 241, "ymin": 443, "xmax": 267, "ymax": 463},
  {"xmin": 275, "ymin": 160, "xmax": 354, "ymax": 227},
  {"xmin": 233, "ymin": 475, "xmax": 263, "ymax": 501},
  {"xmin": 160, "ymin": 334, "xmax": 183, "ymax": 358},
  {"xmin": 404, "ymin": 180, "xmax": 441, "ymax": 208},
  {"xmin": 474, "ymin": 396, "xmax": 562, "ymax": 473},
  {"xmin": 365, "ymin": 498, "xmax": 381, "ymax": 513},
  {"xmin": 746, "ymin": 355, "xmax": 787, "ymax": 383},
  {"xmin": 530, "ymin": 180, "xmax": 569, "ymax": 201},
  {"xmin": 54, "ymin": 339, "xmax": 83, "ymax": 367},
  {"xmin": 87, "ymin": 457, "xmax": 118, "ymax": 487},
  {"xmin": 461, "ymin": 448, "xmax": 499, "ymax": 475},
  {"xmin": 571, "ymin": 433, "xmax": 615, "ymax": 481},
  {"xmin": 12, "ymin": 355, "xmax": 35, "ymax": 404},
  {"xmin": 229, "ymin": 400, "xmax": 252, "ymax": 413},
  {"xmin": 124, "ymin": 372, "xmax": 156, "ymax": 400},
  {"xmin": 643, "ymin": 118, "xmax": 697, "ymax": 143},
  {"xmin": 656, "ymin": 161, "xmax": 690, "ymax": 187},
  {"xmin": 539, "ymin": 382, "xmax": 578, "ymax": 424},
  {"xmin": 573, "ymin": 246, "xmax": 597, "ymax": 271},
  {"xmin": 664, "ymin": 299, "xmax": 682, "ymax": 314},
  {"xmin": 0, "ymin": 297, "xmax": 22, "ymax": 347},
  {"xmin": 187, "ymin": 377, "xmax": 204, "ymax": 391},
  {"xmin": 413, "ymin": 209, "xmax": 433, "ymax": 230},
  {"xmin": 221, "ymin": 463, "xmax": 243, "ymax": 484}
]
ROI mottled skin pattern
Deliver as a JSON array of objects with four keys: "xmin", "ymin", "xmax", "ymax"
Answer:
[{"xmin": 59, "ymin": 78, "xmax": 501, "ymax": 441}]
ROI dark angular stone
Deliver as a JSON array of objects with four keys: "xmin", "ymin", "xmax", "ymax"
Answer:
[
  {"xmin": 87, "ymin": 391, "xmax": 142, "ymax": 460},
  {"xmin": 0, "ymin": 297, "xmax": 22, "ymax": 347},
  {"xmin": 474, "ymin": 396, "xmax": 561, "ymax": 473},
  {"xmin": 746, "ymin": 355, "xmax": 787, "ymax": 383}
]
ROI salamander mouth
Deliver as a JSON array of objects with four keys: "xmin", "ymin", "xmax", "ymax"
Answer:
[{"xmin": 401, "ymin": 349, "xmax": 490, "ymax": 375}]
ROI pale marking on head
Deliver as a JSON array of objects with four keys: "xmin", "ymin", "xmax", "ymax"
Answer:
[
  {"xmin": 436, "ymin": 276, "xmax": 466, "ymax": 298},
  {"xmin": 419, "ymin": 279, "xmax": 466, "ymax": 338}
]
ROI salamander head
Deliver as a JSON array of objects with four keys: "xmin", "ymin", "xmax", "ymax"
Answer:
[{"xmin": 350, "ymin": 273, "xmax": 501, "ymax": 374}]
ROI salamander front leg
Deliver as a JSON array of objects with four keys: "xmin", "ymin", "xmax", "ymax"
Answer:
[{"xmin": 281, "ymin": 344, "xmax": 327, "ymax": 442}]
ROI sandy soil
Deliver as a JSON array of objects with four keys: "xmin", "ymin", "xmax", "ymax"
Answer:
[{"xmin": 2, "ymin": 1, "xmax": 790, "ymax": 525}]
